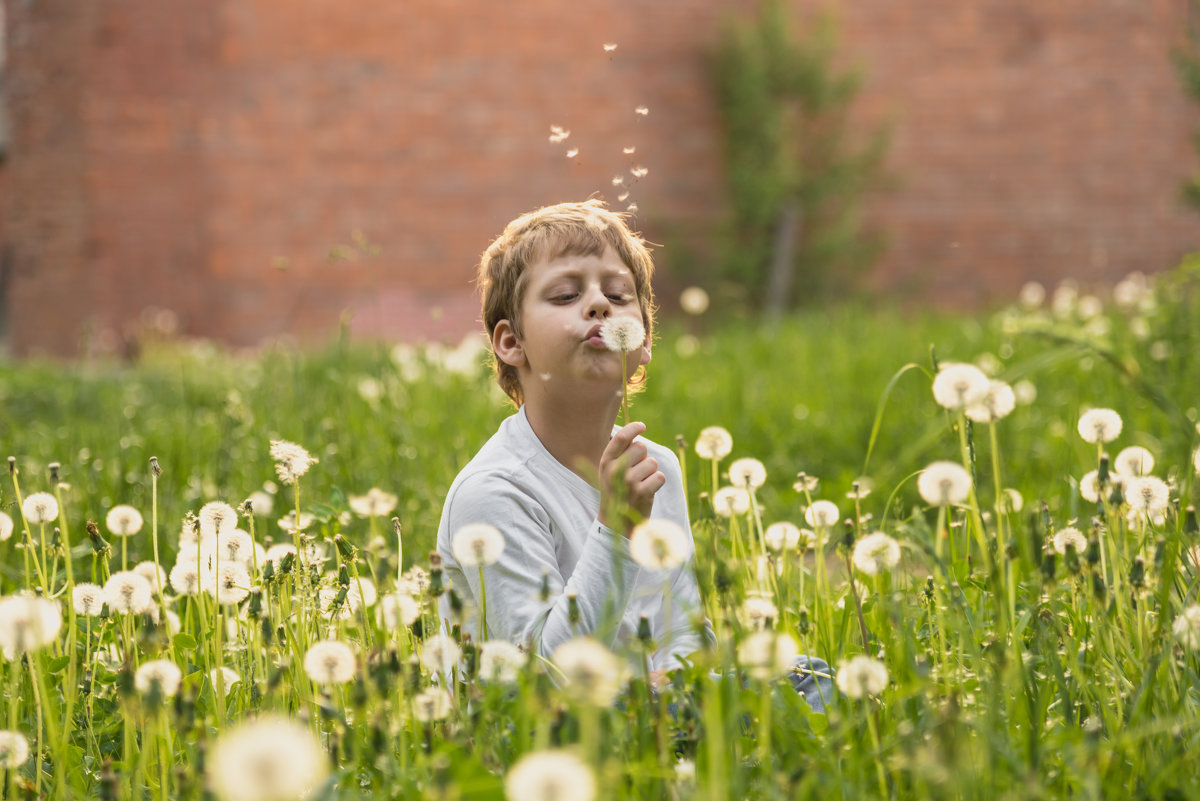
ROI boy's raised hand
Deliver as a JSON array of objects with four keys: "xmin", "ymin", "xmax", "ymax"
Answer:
[{"xmin": 599, "ymin": 421, "xmax": 667, "ymax": 537}]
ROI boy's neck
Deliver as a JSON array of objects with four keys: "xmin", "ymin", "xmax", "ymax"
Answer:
[{"xmin": 523, "ymin": 393, "xmax": 621, "ymax": 486}]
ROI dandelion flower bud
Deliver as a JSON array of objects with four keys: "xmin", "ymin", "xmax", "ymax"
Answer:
[
  {"xmin": 412, "ymin": 686, "xmax": 454, "ymax": 723},
  {"xmin": 132, "ymin": 561, "xmax": 167, "ymax": 594},
  {"xmin": 764, "ymin": 522, "xmax": 801, "ymax": 552},
  {"xmin": 1172, "ymin": 605, "xmax": 1200, "ymax": 651},
  {"xmin": 303, "ymin": 639, "xmax": 357, "ymax": 685},
  {"xmin": 269, "ymin": 439, "xmax": 319, "ymax": 485},
  {"xmin": 712, "ymin": 486, "xmax": 751, "ymax": 517},
  {"xmin": 804, "ymin": 500, "xmax": 840, "ymax": 529},
  {"xmin": 931, "ymin": 363, "xmax": 989, "ymax": 410},
  {"xmin": 1124, "ymin": 475, "xmax": 1170, "ymax": 516},
  {"xmin": 22, "ymin": 492, "xmax": 59, "ymax": 525},
  {"xmin": 917, "ymin": 462, "xmax": 972, "ymax": 506},
  {"xmin": 169, "ymin": 560, "xmax": 202, "ymax": 596},
  {"xmin": 105, "ymin": 505, "xmax": 144, "ymax": 537},
  {"xmin": 728, "ymin": 458, "xmax": 767, "ymax": 489},
  {"xmin": 378, "ymin": 592, "xmax": 421, "ymax": 629},
  {"xmin": 199, "ymin": 502, "xmax": 239, "ymax": 539},
  {"xmin": 504, "ymin": 750, "xmax": 596, "ymax": 801},
  {"xmin": 419, "ymin": 633, "xmax": 463, "ymax": 675},
  {"xmin": 628, "ymin": 519, "xmax": 689, "ymax": 570},
  {"xmin": 835, "ymin": 655, "xmax": 889, "ymax": 699},
  {"xmin": 694, "ymin": 426, "xmax": 733, "ymax": 461},
  {"xmin": 348, "ymin": 488, "xmax": 398, "ymax": 517},
  {"xmin": 739, "ymin": 596, "xmax": 778, "ymax": 630},
  {"xmin": 479, "ymin": 639, "xmax": 527, "ymax": 683},
  {"xmin": 553, "ymin": 637, "xmax": 624, "ymax": 705},
  {"xmin": 0, "ymin": 512, "xmax": 13, "ymax": 542},
  {"xmin": 964, "ymin": 380, "xmax": 1016, "ymax": 423},
  {"xmin": 1051, "ymin": 526, "xmax": 1087, "ymax": 556},
  {"xmin": 0, "ymin": 730, "xmax": 31, "ymax": 769},
  {"xmin": 851, "ymin": 532, "xmax": 902, "ymax": 576},
  {"xmin": 0, "ymin": 595, "xmax": 62, "ymax": 657},
  {"xmin": 1077, "ymin": 408, "xmax": 1123, "ymax": 444},
  {"xmin": 599, "ymin": 316, "xmax": 645, "ymax": 353},
  {"xmin": 104, "ymin": 571, "xmax": 154, "ymax": 615},
  {"xmin": 737, "ymin": 631, "xmax": 800, "ymax": 679},
  {"xmin": 72, "ymin": 583, "xmax": 106, "ymax": 616},
  {"xmin": 135, "ymin": 659, "xmax": 183, "ymax": 698},
  {"xmin": 451, "ymin": 523, "xmax": 506, "ymax": 567},
  {"xmin": 208, "ymin": 716, "xmax": 329, "ymax": 801},
  {"xmin": 1114, "ymin": 446, "xmax": 1155, "ymax": 477}
]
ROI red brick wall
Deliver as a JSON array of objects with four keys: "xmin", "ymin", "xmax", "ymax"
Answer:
[{"xmin": 3, "ymin": 0, "xmax": 1197, "ymax": 355}]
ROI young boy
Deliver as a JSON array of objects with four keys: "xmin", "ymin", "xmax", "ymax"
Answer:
[{"xmin": 435, "ymin": 199, "xmax": 706, "ymax": 677}]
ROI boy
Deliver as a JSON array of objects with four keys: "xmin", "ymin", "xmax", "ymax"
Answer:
[{"xmin": 436, "ymin": 199, "xmax": 706, "ymax": 676}]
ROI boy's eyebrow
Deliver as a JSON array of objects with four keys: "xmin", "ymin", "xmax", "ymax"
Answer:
[{"xmin": 541, "ymin": 265, "xmax": 634, "ymax": 281}]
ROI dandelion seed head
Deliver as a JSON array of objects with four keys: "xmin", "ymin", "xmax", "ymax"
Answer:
[
  {"xmin": 0, "ymin": 730, "xmax": 30, "ymax": 769},
  {"xmin": 764, "ymin": 522, "xmax": 801, "ymax": 552},
  {"xmin": 215, "ymin": 529, "xmax": 254, "ymax": 564},
  {"xmin": 269, "ymin": 440, "xmax": 318, "ymax": 485},
  {"xmin": 0, "ymin": 594, "xmax": 63, "ymax": 657},
  {"xmin": 276, "ymin": 511, "xmax": 315, "ymax": 533},
  {"xmin": 1077, "ymin": 408, "xmax": 1123, "ymax": 444},
  {"xmin": 1001, "ymin": 488, "xmax": 1024, "ymax": 513},
  {"xmin": 479, "ymin": 640, "xmax": 527, "ymax": 683},
  {"xmin": 629, "ymin": 519, "xmax": 689, "ymax": 570},
  {"xmin": 917, "ymin": 462, "xmax": 972, "ymax": 506},
  {"xmin": 72, "ymin": 583, "xmax": 106, "ymax": 616},
  {"xmin": 964, "ymin": 380, "xmax": 1016, "ymax": 423},
  {"xmin": 852, "ymin": 532, "xmax": 902, "ymax": 576},
  {"xmin": 504, "ymin": 749, "xmax": 596, "ymax": 801},
  {"xmin": 211, "ymin": 561, "xmax": 251, "ymax": 606},
  {"xmin": 599, "ymin": 316, "xmax": 645, "ymax": 353},
  {"xmin": 104, "ymin": 571, "xmax": 154, "ymax": 615},
  {"xmin": 378, "ymin": 592, "xmax": 421, "ymax": 629},
  {"xmin": 1194, "ymin": 446, "xmax": 1200, "ymax": 476},
  {"xmin": 737, "ymin": 631, "xmax": 800, "ymax": 679},
  {"xmin": 836, "ymin": 655, "xmax": 889, "ymax": 699},
  {"xmin": 317, "ymin": 584, "xmax": 361, "ymax": 621},
  {"xmin": 1173, "ymin": 605, "xmax": 1200, "ymax": 650},
  {"xmin": 1124, "ymin": 475, "xmax": 1170, "ymax": 515},
  {"xmin": 199, "ymin": 501, "xmax": 239, "ymax": 539},
  {"xmin": 713, "ymin": 487, "xmax": 751, "ymax": 518},
  {"xmin": 133, "ymin": 560, "xmax": 167, "ymax": 593},
  {"xmin": 400, "ymin": 565, "xmax": 430, "ymax": 596},
  {"xmin": 793, "ymin": 473, "xmax": 820, "ymax": 493},
  {"xmin": 739, "ymin": 596, "xmax": 778, "ymax": 630},
  {"xmin": 728, "ymin": 457, "xmax": 766, "ymax": 490},
  {"xmin": 451, "ymin": 523, "xmax": 506, "ymax": 567},
  {"xmin": 348, "ymin": 487, "xmax": 398, "ymax": 518},
  {"xmin": 104, "ymin": 504, "xmax": 144, "ymax": 537},
  {"xmin": 210, "ymin": 666, "xmax": 241, "ymax": 690},
  {"xmin": 1079, "ymin": 469, "xmax": 1122, "ymax": 504},
  {"xmin": 412, "ymin": 686, "xmax": 454, "ymax": 722},
  {"xmin": 420, "ymin": 633, "xmax": 463, "ymax": 675},
  {"xmin": 804, "ymin": 500, "xmax": 840, "ymax": 528},
  {"xmin": 22, "ymin": 492, "xmax": 59, "ymax": 525},
  {"xmin": 302, "ymin": 639, "xmax": 356, "ymax": 685},
  {"xmin": 1115, "ymin": 446, "xmax": 1155, "ymax": 477},
  {"xmin": 931, "ymin": 363, "xmax": 990, "ymax": 410},
  {"xmin": 208, "ymin": 716, "xmax": 329, "ymax": 801},
  {"xmin": 694, "ymin": 427, "xmax": 733, "ymax": 461},
  {"xmin": 1013, "ymin": 380, "xmax": 1037, "ymax": 405},
  {"xmin": 553, "ymin": 637, "xmax": 624, "ymax": 705},
  {"xmin": 135, "ymin": 659, "xmax": 182, "ymax": 698},
  {"xmin": 0, "ymin": 512, "xmax": 11, "ymax": 542},
  {"xmin": 169, "ymin": 560, "xmax": 201, "ymax": 596},
  {"xmin": 245, "ymin": 490, "xmax": 274, "ymax": 518},
  {"xmin": 1051, "ymin": 526, "xmax": 1087, "ymax": 556}
]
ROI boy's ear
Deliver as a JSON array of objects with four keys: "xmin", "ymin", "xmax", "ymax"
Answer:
[
  {"xmin": 637, "ymin": 331, "xmax": 652, "ymax": 367},
  {"xmin": 492, "ymin": 320, "xmax": 526, "ymax": 368}
]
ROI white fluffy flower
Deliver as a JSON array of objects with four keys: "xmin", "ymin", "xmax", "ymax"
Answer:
[
  {"xmin": 377, "ymin": 592, "xmax": 421, "ymax": 629},
  {"xmin": 104, "ymin": 571, "xmax": 154, "ymax": 615},
  {"xmin": 728, "ymin": 458, "xmax": 767, "ymax": 490},
  {"xmin": 419, "ymin": 634, "xmax": 463, "ymax": 675},
  {"xmin": 133, "ymin": 561, "xmax": 167, "ymax": 594},
  {"xmin": 836, "ymin": 655, "xmax": 889, "ymax": 699},
  {"xmin": 504, "ymin": 750, "xmax": 596, "ymax": 801},
  {"xmin": 479, "ymin": 640, "xmax": 527, "ymax": 683},
  {"xmin": 964, "ymin": 380, "xmax": 1016, "ymax": 423},
  {"xmin": 210, "ymin": 666, "xmax": 241, "ymax": 690},
  {"xmin": 629, "ymin": 519, "xmax": 689, "ymax": 570},
  {"xmin": 931, "ymin": 363, "xmax": 990, "ymax": 410},
  {"xmin": 72, "ymin": 583, "xmax": 107, "ymax": 616},
  {"xmin": 852, "ymin": 532, "xmax": 902, "ymax": 576},
  {"xmin": 348, "ymin": 488, "xmax": 398, "ymax": 517},
  {"xmin": 739, "ymin": 596, "xmax": 778, "ymax": 630},
  {"xmin": 1194, "ymin": 446, "xmax": 1200, "ymax": 476},
  {"xmin": 106, "ymin": 505, "xmax": 144, "ymax": 537},
  {"xmin": 276, "ymin": 511, "xmax": 315, "ymax": 533},
  {"xmin": 213, "ymin": 529, "xmax": 255, "ymax": 564},
  {"xmin": 135, "ymin": 659, "xmax": 183, "ymax": 698},
  {"xmin": 1124, "ymin": 475, "xmax": 1170, "ymax": 516},
  {"xmin": 244, "ymin": 490, "xmax": 274, "ymax": 518},
  {"xmin": 269, "ymin": 440, "xmax": 319, "ymax": 485},
  {"xmin": 1114, "ymin": 446, "xmax": 1155, "ymax": 477},
  {"xmin": 1051, "ymin": 527, "xmax": 1088, "ymax": 556},
  {"xmin": 451, "ymin": 523, "xmax": 506, "ymax": 567},
  {"xmin": 208, "ymin": 716, "xmax": 329, "ymax": 801},
  {"xmin": 1077, "ymin": 408, "xmax": 1123, "ymax": 444},
  {"xmin": 318, "ymin": 584, "xmax": 361, "ymax": 621},
  {"xmin": 553, "ymin": 638, "xmax": 624, "ymax": 705},
  {"xmin": 210, "ymin": 561, "xmax": 251, "ymax": 606},
  {"xmin": 712, "ymin": 486, "xmax": 751, "ymax": 517},
  {"xmin": 598, "ymin": 316, "xmax": 645, "ymax": 352},
  {"xmin": 0, "ymin": 730, "xmax": 30, "ymax": 769},
  {"xmin": 0, "ymin": 595, "xmax": 62, "ymax": 657},
  {"xmin": 412, "ymin": 687, "xmax": 454, "ymax": 723},
  {"xmin": 263, "ymin": 543, "xmax": 299, "ymax": 569},
  {"xmin": 917, "ymin": 462, "xmax": 972, "ymax": 506},
  {"xmin": 22, "ymin": 492, "xmax": 59, "ymax": 525},
  {"xmin": 170, "ymin": 560, "xmax": 202, "ymax": 596},
  {"xmin": 1172, "ymin": 605, "xmax": 1200, "ymax": 651},
  {"xmin": 199, "ymin": 502, "xmax": 239, "ymax": 539},
  {"xmin": 0, "ymin": 512, "xmax": 12, "ymax": 542},
  {"xmin": 804, "ymin": 500, "xmax": 840, "ymax": 528},
  {"xmin": 1078, "ymin": 469, "xmax": 1123, "ymax": 504},
  {"xmin": 694, "ymin": 427, "xmax": 733, "ymax": 461},
  {"xmin": 737, "ymin": 631, "xmax": 800, "ymax": 680},
  {"xmin": 303, "ymin": 640, "xmax": 357, "ymax": 685},
  {"xmin": 764, "ymin": 522, "xmax": 802, "ymax": 552}
]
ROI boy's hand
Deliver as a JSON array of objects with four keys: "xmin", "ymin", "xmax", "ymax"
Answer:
[{"xmin": 599, "ymin": 422, "xmax": 666, "ymax": 537}]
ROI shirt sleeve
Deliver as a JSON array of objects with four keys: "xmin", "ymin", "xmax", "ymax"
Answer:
[{"xmin": 441, "ymin": 471, "xmax": 643, "ymax": 659}]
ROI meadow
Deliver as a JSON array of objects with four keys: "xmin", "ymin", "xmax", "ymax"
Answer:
[{"xmin": 0, "ymin": 257, "xmax": 1198, "ymax": 800}]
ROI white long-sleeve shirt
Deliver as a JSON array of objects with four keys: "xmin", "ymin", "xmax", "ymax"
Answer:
[{"xmin": 436, "ymin": 406, "xmax": 710, "ymax": 671}]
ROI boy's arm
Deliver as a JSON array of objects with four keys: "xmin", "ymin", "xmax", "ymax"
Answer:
[{"xmin": 443, "ymin": 472, "xmax": 643, "ymax": 658}]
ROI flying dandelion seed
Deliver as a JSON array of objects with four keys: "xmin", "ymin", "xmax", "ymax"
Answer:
[
  {"xmin": 602, "ymin": 42, "xmax": 618, "ymax": 52},
  {"xmin": 729, "ymin": 457, "xmax": 766, "ymax": 490},
  {"xmin": 623, "ymin": 146, "xmax": 636, "ymax": 154},
  {"xmin": 72, "ymin": 583, "xmax": 106, "ymax": 616},
  {"xmin": 105, "ymin": 505, "xmax": 144, "ymax": 537},
  {"xmin": 0, "ymin": 730, "xmax": 30, "ymax": 769},
  {"xmin": 629, "ymin": 519, "xmax": 689, "ymax": 569},
  {"xmin": 737, "ymin": 631, "xmax": 800, "ymax": 679},
  {"xmin": 553, "ymin": 637, "xmax": 624, "ymax": 705},
  {"xmin": 566, "ymin": 148, "xmax": 579, "ymax": 158},
  {"xmin": 634, "ymin": 106, "xmax": 649, "ymax": 115},
  {"xmin": 208, "ymin": 716, "xmax": 329, "ymax": 801},
  {"xmin": 1077, "ymin": 408, "xmax": 1123, "ymax": 444},
  {"xmin": 412, "ymin": 687, "xmax": 454, "ymax": 723},
  {"xmin": 1051, "ymin": 527, "xmax": 1087, "ymax": 556},
  {"xmin": 852, "ymin": 532, "xmax": 902, "ymax": 576},
  {"xmin": 804, "ymin": 500, "xmax": 840, "ymax": 528},
  {"xmin": 479, "ymin": 640, "xmax": 527, "ymax": 683},
  {"xmin": 22, "ymin": 492, "xmax": 59, "ymax": 524},
  {"xmin": 713, "ymin": 486, "xmax": 751, "ymax": 517},
  {"xmin": 931, "ymin": 363, "xmax": 990, "ymax": 410},
  {"xmin": 1114, "ymin": 446, "xmax": 1155, "ymax": 477},
  {"xmin": 630, "ymin": 166, "xmax": 648, "ymax": 178},
  {"xmin": 269, "ymin": 440, "xmax": 318, "ymax": 485},
  {"xmin": 836, "ymin": 655, "xmax": 889, "ymax": 699},
  {"xmin": 451, "ymin": 523, "xmax": 506, "ymax": 567},
  {"xmin": 695, "ymin": 427, "xmax": 733, "ymax": 460},
  {"xmin": 548, "ymin": 125, "xmax": 570, "ymax": 143},
  {"xmin": 739, "ymin": 596, "xmax": 778, "ymax": 630},
  {"xmin": 0, "ymin": 595, "xmax": 62, "ymax": 658},
  {"xmin": 917, "ymin": 462, "xmax": 972, "ymax": 506},
  {"xmin": 764, "ymin": 522, "xmax": 802, "ymax": 551},
  {"xmin": 135, "ymin": 659, "xmax": 183, "ymax": 698},
  {"xmin": 599, "ymin": 316, "xmax": 645, "ymax": 352},
  {"xmin": 103, "ymin": 571, "xmax": 154, "ymax": 615},
  {"xmin": 349, "ymin": 488, "xmax": 398, "ymax": 517},
  {"xmin": 303, "ymin": 640, "xmax": 357, "ymax": 685},
  {"xmin": 616, "ymin": 192, "xmax": 630, "ymax": 202},
  {"xmin": 420, "ymin": 634, "xmax": 463, "ymax": 675},
  {"xmin": 1173, "ymin": 605, "xmax": 1200, "ymax": 650},
  {"xmin": 504, "ymin": 749, "xmax": 597, "ymax": 801}
]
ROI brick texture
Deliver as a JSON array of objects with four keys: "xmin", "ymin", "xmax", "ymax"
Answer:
[{"xmin": 2, "ymin": 0, "xmax": 1197, "ymax": 355}]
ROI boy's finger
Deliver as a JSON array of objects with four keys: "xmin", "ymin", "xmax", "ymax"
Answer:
[{"xmin": 603, "ymin": 422, "xmax": 646, "ymax": 461}]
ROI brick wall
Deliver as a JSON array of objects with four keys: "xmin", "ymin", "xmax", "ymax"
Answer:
[{"xmin": 2, "ymin": 0, "xmax": 1197, "ymax": 355}]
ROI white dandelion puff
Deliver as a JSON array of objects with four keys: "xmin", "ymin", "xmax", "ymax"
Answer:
[
  {"xmin": 276, "ymin": 511, "xmax": 315, "ymax": 533},
  {"xmin": 739, "ymin": 596, "xmax": 778, "ymax": 630},
  {"xmin": 72, "ymin": 583, "xmax": 107, "ymax": 616},
  {"xmin": 105, "ymin": 505, "xmax": 144, "ymax": 537},
  {"xmin": 211, "ymin": 561, "xmax": 251, "ymax": 606},
  {"xmin": 210, "ymin": 666, "xmax": 241, "ymax": 690},
  {"xmin": 215, "ymin": 529, "xmax": 254, "ymax": 564},
  {"xmin": 317, "ymin": 584, "xmax": 361, "ymax": 621},
  {"xmin": 1114, "ymin": 446, "xmax": 1155, "ymax": 477},
  {"xmin": 377, "ymin": 592, "xmax": 421, "ymax": 629},
  {"xmin": 169, "ymin": 560, "xmax": 201, "ymax": 596},
  {"xmin": 728, "ymin": 458, "xmax": 766, "ymax": 490},
  {"xmin": 419, "ymin": 634, "xmax": 463, "ymax": 675},
  {"xmin": 629, "ymin": 519, "xmax": 689, "ymax": 570},
  {"xmin": 269, "ymin": 440, "xmax": 319, "ymax": 485},
  {"xmin": 599, "ymin": 316, "xmax": 645, "ymax": 352},
  {"xmin": 348, "ymin": 487, "xmax": 397, "ymax": 518},
  {"xmin": 22, "ymin": 492, "xmax": 59, "ymax": 524},
  {"xmin": 0, "ymin": 512, "xmax": 12, "ymax": 542},
  {"xmin": 737, "ymin": 631, "xmax": 800, "ymax": 679},
  {"xmin": 931, "ymin": 363, "xmax": 990, "ymax": 410},
  {"xmin": 1124, "ymin": 475, "xmax": 1170, "ymax": 516},
  {"xmin": 199, "ymin": 501, "xmax": 239, "ymax": 539},
  {"xmin": 1079, "ymin": 469, "xmax": 1123, "ymax": 504},
  {"xmin": 917, "ymin": 462, "xmax": 972, "ymax": 506},
  {"xmin": 713, "ymin": 487, "xmax": 751, "ymax": 518},
  {"xmin": 804, "ymin": 500, "xmax": 840, "ymax": 528},
  {"xmin": 135, "ymin": 659, "xmax": 183, "ymax": 698},
  {"xmin": 208, "ymin": 716, "xmax": 329, "ymax": 801},
  {"xmin": 836, "ymin": 655, "xmax": 889, "ymax": 699},
  {"xmin": 694, "ymin": 427, "xmax": 733, "ymax": 460},
  {"xmin": 263, "ymin": 543, "xmax": 299, "ymax": 569},
  {"xmin": 303, "ymin": 640, "xmax": 357, "ymax": 685},
  {"xmin": 133, "ymin": 561, "xmax": 168, "ymax": 594},
  {"xmin": 479, "ymin": 640, "xmax": 527, "ymax": 683},
  {"xmin": 764, "ymin": 522, "xmax": 801, "ymax": 552},
  {"xmin": 1051, "ymin": 527, "xmax": 1088, "ymax": 556},
  {"xmin": 1077, "ymin": 408, "xmax": 1123, "ymax": 444},
  {"xmin": 964, "ymin": 380, "xmax": 1016, "ymax": 423},
  {"xmin": 103, "ymin": 571, "xmax": 154, "ymax": 615},
  {"xmin": 451, "ymin": 523, "xmax": 506, "ymax": 567},
  {"xmin": 1172, "ymin": 605, "xmax": 1200, "ymax": 650},
  {"xmin": 245, "ymin": 490, "xmax": 274, "ymax": 518},
  {"xmin": 852, "ymin": 532, "xmax": 902, "ymax": 576},
  {"xmin": 0, "ymin": 730, "xmax": 30, "ymax": 769},
  {"xmin": 412, "ymin": 687, "xmax": 454, "ymax": 723},
  {"xmin": 0, "ymin": 595, "xmax": 63, "ymax": 657},
  {"xmin": 504, "ymin": 750, "xmax": 596, "ymax": 801},
  {"xmin": 553, "ymin": 638, "xmax": 624, "ymax": 706}
]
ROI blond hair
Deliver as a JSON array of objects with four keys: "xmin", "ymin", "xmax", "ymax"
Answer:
[{"xmin": 477, "ymin": 200, "xmax": 657, "ymax": 406}]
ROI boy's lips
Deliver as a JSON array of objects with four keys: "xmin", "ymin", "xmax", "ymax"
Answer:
[{"xmin": 583, "ymin": 324, "xmax": 605, "ymax": 347}]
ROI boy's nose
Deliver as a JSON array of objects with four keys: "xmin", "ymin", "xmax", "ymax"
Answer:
[{"xmin": 585, "ymin": 290, "xmax": 611, "ymax": 318}]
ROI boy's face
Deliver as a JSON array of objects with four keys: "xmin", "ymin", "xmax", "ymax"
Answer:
[{"xmin": 493, "ymin": 245, "xmax": 651, "ymax": 403}]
